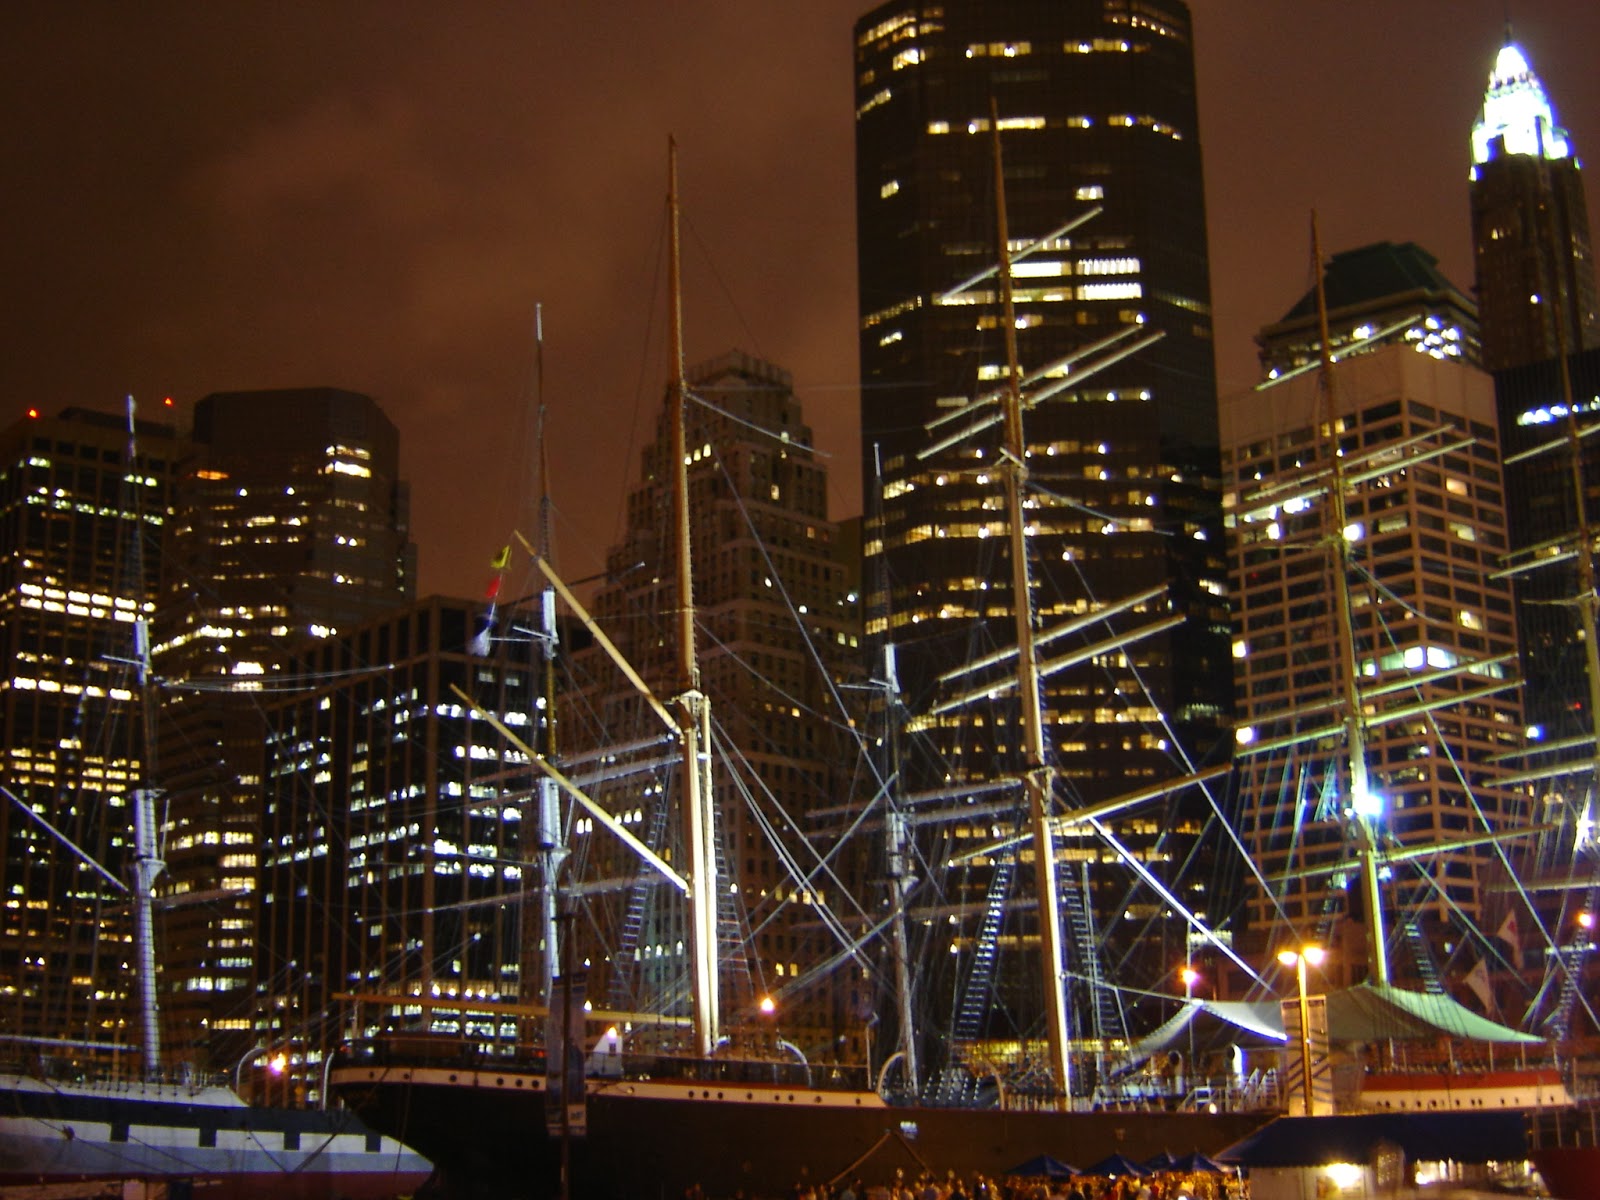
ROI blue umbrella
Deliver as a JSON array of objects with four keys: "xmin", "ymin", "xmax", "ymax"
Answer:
[
  {"xmin": 1172, "ymin": 1151, "xmax": 1229, "ymax": 1174},
  {"xmin": 1142, "ymin": 1151, "xmax": 1179, "ymax": 1172},
  {"xmin": 1005, "ymin": 1155, "xmax": 1081, "ymax": 1180},
  {"xmin": 1081, "ymin": 1153, "xmax": 1149, "ymax": 1178}
]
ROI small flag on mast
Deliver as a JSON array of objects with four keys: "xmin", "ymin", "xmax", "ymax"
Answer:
[
  {"xmin": 1464, "ymin": 957, "xmax": 1494, "ymax": 1013},
  {"xmin": 471, "ymin": 545, "xmax": 512, "ymax": 655},
  {"xmin": 1495, "ymin": 911, "xmax": 1522, "ymax": 970}
]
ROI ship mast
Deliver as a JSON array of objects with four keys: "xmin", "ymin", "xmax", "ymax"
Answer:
[
  {"xmin": 869, "ymin": 444, "xmax": 921, "ymax": 1094},
  {"xmin": 667, "ymin": 139, "xmax": 721, "ymax": 1056},
  {"xmin": 1311, "ymin": 215, "xmax": 1389, "ymax": 985},
  {"xmin": 532, "ymin": 303, "xmax": 569, "ymax": 1010},
  {"xmin": 125, "ymin": 395, "xmax": 166, "ymax": 1078},
  {"xmin": 989, "ymin": 111, "xmax": 1073, "ymax": 1094}
]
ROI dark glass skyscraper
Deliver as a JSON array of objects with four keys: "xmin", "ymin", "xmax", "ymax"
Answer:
[
  {"xmin": 1473, "ymin": 37, "xmax": 1600, "ymax": 1034},
  {"xmin": 852, "ymin": 1, "xmax": 1230, "ymax": 1084},
  {"xmin": 155, "ymin": 388, "xmax": 416, "ymax": 1069},
  {"xmin": 0, "ymin": 405, "xmax": 180, "ymax": 1062}
]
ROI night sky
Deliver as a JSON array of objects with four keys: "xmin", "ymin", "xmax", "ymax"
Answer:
[{"xmin": 3, "ymin": 2, "xmax": 1597, "ymax": 599}]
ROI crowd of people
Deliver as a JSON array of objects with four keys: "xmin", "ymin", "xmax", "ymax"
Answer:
[{"xmin": 686, "ymin": 1164, "xmax": 1244, "ymax": 1200}]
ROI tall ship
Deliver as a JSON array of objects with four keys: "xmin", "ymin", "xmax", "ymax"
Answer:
[
  {"xmin": 327, "ymin": 141, "xmax": 1281, "ymax": 1199},
  {"xmin": 0, "ymin": 400, "xmax": 432, "ymax": 1199}
]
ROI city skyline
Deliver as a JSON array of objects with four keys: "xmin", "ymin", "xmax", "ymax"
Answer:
[{"xmin": 2, "ymin": 2, "xmax": 1597, "ymax": 600}]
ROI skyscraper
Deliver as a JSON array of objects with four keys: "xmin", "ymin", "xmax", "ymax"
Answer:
[
  {"xmin": 253, "ymin": 595, "xmax": 525, "ymax": 1104},
  {"xmin": 575, "ymin": 350, "xmax": 864, "ymax": 1061},
  {"xmin": 1224, "ymin": 344, "xmax": 1522, "ymax": 988},
  {"xmin": 155, "ymin": 387, "xmax": 416, "ymax": 1069},
  {"xmin": 1492, "ymin": 347, "xmax": 1600, "ymax": 1035},
  {"xmin": 852, "ymin": 0, "xmax": 1230, "ymax": 1077},
  {"xmin": 0, "ymin": 404, "xmax": 181, "ymax": 1060},
  {"xmin": 1469, "ymin": 36, "xmax": 1598, "ymax": 372},
  {"xmin": 1478, "ymin": 33, "xmax": 1600, "ymax": 1036}
]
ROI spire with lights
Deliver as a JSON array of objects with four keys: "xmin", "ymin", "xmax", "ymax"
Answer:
[{"xmin": 1471, "ymin": 31, "xmax": 1574, "ymax": 170}]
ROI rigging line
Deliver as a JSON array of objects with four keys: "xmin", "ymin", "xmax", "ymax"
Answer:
[
  {"xmin": 697, "ymin": 623, "xmax": 854, "ymax": 735},
  {"xmin": 776, "ymin": 909, "xmax": 905, "ymax": 1006},
  {"xmin": 1357, "ymin": 567, "xmax": 1544, "ymax": 931},
  {"xmin": 681, "ymin": 211, "xmax": 766, "ymax": 364},
  {"xmin": 612, "ymin": 204, "xmax": 671, "ymax": 562},
  {"xmin": 704, "ymin": 697, "xmax": 882, "ymax": 921},
  {"xmin": 1392, "ymin": 850, "xmax": 1529, "ymax": 990},
  {"xmin": 726, "ymin": 785, "xmax": 875, "ymax": 974},
  {"xmin": 1003, "ymin": 477, "xmax": 1130, "ymax": 530},
  {"xmin": 709, "ymin": 719, "xmax": 877, "ymax": 965},
  {"xmin": 1085, "ymin": 814, "xmax": 1266, "ymax": 987},
  {"xmin": 160, "ymin": 662, "xmax": 398, "ymax": 692},
  {"xmin": 1411, "ymin": 685, "xmax": 1600, "ymax": 1035},
  {"xmin": 0, "ymin": 784, "xmax": 127, "ymax": 895},
  {"xmin": 705, "ymin": 447, "xmax": 892, "ymax": 800},
  {"xmin": 1054, "ymin": 551, "xmax": 1296, "ymax": 932},
  {"xmin": 685, "ymin": 388, "xmax": 831, "ymax": 458},
  {"xmin": 1350, "ymin": 562, "xmax": 1460, "ymax": 631}
]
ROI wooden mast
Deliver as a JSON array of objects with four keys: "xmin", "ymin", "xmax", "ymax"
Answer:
[
  {"xmin": 1312, "ymin": 213, "xmax": 1389, "ymax": 985},
  {"xmin": 667, "ymin": 138, "xmax": 721, "ymax": 1056},
  {"xmin": 990, "ymin": 102, "xmax": 1073, "ymax": 1099}
]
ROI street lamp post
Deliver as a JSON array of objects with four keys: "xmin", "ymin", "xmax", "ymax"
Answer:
[
  {"xmin": 1277, "ymin": 945, "xmax": 1326, "ymax": 1117},
  {"xmin": 1179, "ymin": 964, "xmax": 1200, "ymax": 1091}
]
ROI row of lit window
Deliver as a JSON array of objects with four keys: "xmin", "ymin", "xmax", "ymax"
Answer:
[
  {"xmin": 4, "ymin": 675, "xmax": 134, "ymax": 702},
  {"xmin": 1107, "ymin": 8, "xmax": 1187, "ymax": 45},
  {"xmin": 13, "ymin": 594, "xmax": 137, "ymax": 624},
  {"xmin": 922, "ymin": 114, "xmax": 1176, "ymax": 141},
  {"xmin": 869, "ymin": 35, "xmax": 1143, "ymax": 62},
  {"xmin": 346, "ymin": 824, "xmax": 422, "ymax": 852},
  {"xmin": 24, "ymin": 489, "xmax": 163, "ymax": 525},
  {"xmin": 168, "ymin": 830, "xmax": 253, "ymax": 851},
  {"xmin": 16, "ymin": 581, "xmax": 142, "ymax": 612},
  {"xmin": 1517, "ymin": 392, "xmax": 1600, "ymax": 428}
]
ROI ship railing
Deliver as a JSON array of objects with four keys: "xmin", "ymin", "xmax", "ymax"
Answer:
[
  {"xmin": 1529, "ymin": 1099, "xmax": 1600, "ymax": 1149},
  {"xmin": 623, "ymin": 1052, "xmax": 870, "ymax": 1093},
  {"xmin": 0, "ymin": 1039, "xmax": 228, "ymax": 1092},
  {"xmin": 1374, "ymin": 1040, "xmax": 1564, "ymax": 1076},
  {"xmin": 335, "ymin": 1036, "xmax": 873, "ymax": 1094},
  {"xmin": 338, "ymin": 1033, "xmax": 544, "ymax": 1072}
]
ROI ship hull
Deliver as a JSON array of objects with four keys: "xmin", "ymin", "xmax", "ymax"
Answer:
[
  {"xmin": 1528, "ymin": 1101, "xmax": 1600, "ymax": 1200},
  {"xmin": 331, "ymin": 1060, "xmax": 1267, "ymax": 1200},
  {"xmin": 1530, "ymin": 1147, "xmax": 1600, "ymax": 1200},
  {"xmin": 0, "ymin": 1074, "xmax": 433, "ymax": 1200}
]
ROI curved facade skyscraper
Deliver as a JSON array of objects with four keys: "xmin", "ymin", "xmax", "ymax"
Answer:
[{"xmin": 852, "ymin": 0, "xmax": 1230, "ymax": 1082}]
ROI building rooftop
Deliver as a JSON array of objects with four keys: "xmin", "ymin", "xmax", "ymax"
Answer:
[
  {"xmin": 1257, "ymin": 242, "xmax": 1480, "ymax": 377},
  {"xmin": 1274, "ymin": 243, "xmax": 1467, "ymax": 324}
]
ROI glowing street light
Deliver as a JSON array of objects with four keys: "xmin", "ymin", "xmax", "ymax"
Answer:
[
  {"xmin": 1277, "ymin": 945, "xmax": 1326, "ymax": 1116},
  {"xmin": 1180, "ymin": 964, "xmax": 1201, "ymax": 1085}
]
